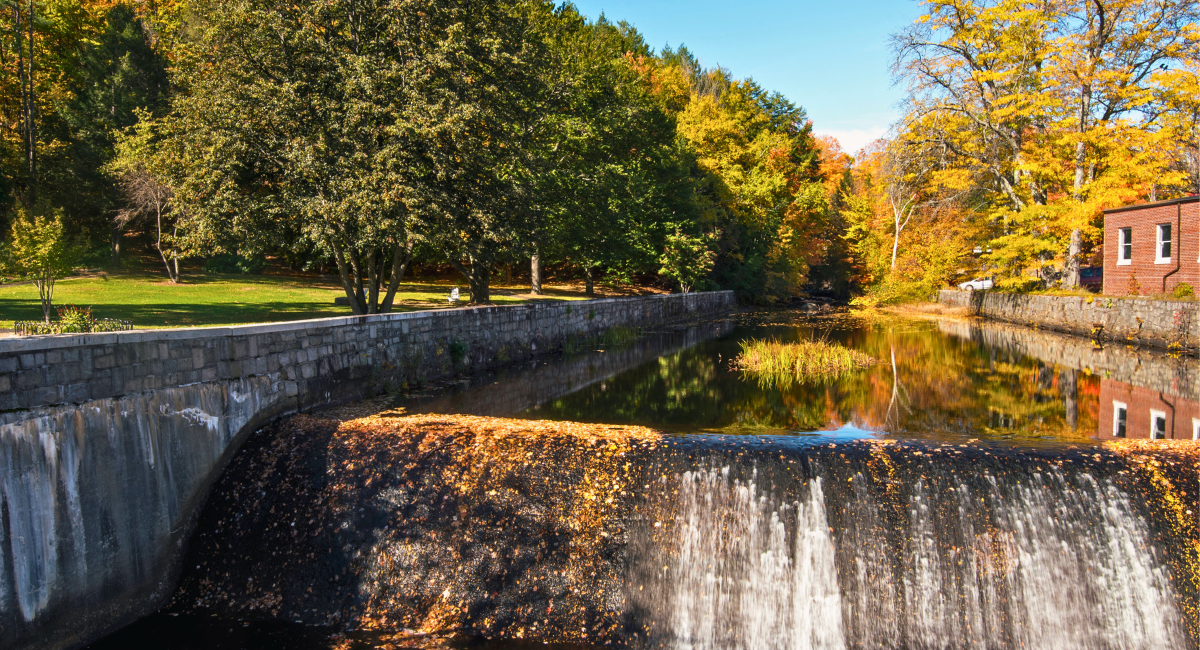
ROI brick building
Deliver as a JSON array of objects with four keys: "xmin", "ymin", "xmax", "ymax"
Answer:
[
  {"xmin": 1097, "ymin": 378, "xmax": 1200, "ymax": 440},
  {"xmin": 1102, "ymin": 195, "xmax": 1199, "ymax": 295}
]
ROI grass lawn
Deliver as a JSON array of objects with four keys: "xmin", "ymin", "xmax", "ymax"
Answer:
[{"xmin": 0, "ymin": 272, "xmax": 598, "ymax": 330}]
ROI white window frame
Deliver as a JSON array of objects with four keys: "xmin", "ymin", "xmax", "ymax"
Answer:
[
  {"xmin": 1192, "ymin": 417, "xmax": 1199, "ymax": 441},
  {"xmin": 1150, "ymin": 409, "xmax": 1167, "ymax": 439},
  {"xmin": 1155, "ymin": 223, "xmax": 1172, "ymax": 264},
  {"xmin": 1117, "ymin": 227, "xmax": 1132, "ymax": 265},
  {"xmin": 1113, "ymin": 401, "xmax": 1128, "ymax": 437}
]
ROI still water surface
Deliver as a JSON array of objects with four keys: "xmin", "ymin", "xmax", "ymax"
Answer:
[{"xmin": 409, "ymin": 310, "xmax": 1194, "ymax": 444}]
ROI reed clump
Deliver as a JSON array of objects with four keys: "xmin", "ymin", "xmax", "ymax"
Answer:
[{"xmin": 733, "ymin": 338, "xmax": 876, "ymax": 388}]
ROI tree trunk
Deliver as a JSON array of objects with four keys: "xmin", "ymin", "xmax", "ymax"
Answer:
[
  {"xmin": 584, "ymin": 266, "xmax": 594, "ymax": 296},
  {"xmin": 1063, "ymin": 228, "xmax": 1081, "ymax": 288},
  {"xmin": 111, "ymin": 224, "xmax": 122, "ymax": 266},
  {"xmin": 530, "ymin": 253, "xmax": 542, "ymax": 295},
  {"xmin": 380, "ymin": 239, "xmax": 413, "ymax": 313},
  {"xmin": 156, "ymin": 203, "xmax": 179, "ymax": 283},
  {"xmin": 366, "ymin": 247, "xmax": 380, "ymax": 314},
  {"xmin": 891, "ymin": 218, "xmax": 901, "ymax": 270},
  {"xmin": 449, "ymin": 257, "xmax": 490, "ymax": 304},
  {"xmin": 36, "ymin": 277, "xmax": 53, "ymax": 322},
  {"xmin": 14, "ymin": 2, "xmax": 36, "ymax": 208},
  {"xmin": 331, "ymin": 240, "xmax": 367, "ymax": 314},
  {"xmin": 348, "ymin": 248, "xmax": 365, "ymax": 308}
]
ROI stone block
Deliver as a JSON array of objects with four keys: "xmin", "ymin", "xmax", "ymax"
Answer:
[{"xmin": 63, "ymin": 383, "xmax": 91, "ymax": 403}]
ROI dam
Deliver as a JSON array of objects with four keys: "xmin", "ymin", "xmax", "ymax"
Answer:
[{"xmin": 2, "ymin": 302, "xmax": 1196, "ymax": 650}]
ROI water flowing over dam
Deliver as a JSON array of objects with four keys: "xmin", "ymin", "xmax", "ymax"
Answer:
[
  {"xmin": 629, "ymin": 441, "xmax": 1192, "ymax": 650},
  {"xmin": 148, "ymin": 413, "xmax": 1195, "ymax": 650}
]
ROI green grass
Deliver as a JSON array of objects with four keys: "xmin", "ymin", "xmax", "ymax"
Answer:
[
  {"xmin": 0, "ymin": 272, "xmax": 588, "ymax": 330},
  {"xmin": 734, "ymin": 338, "xmax": 876, "ymax": 388}
]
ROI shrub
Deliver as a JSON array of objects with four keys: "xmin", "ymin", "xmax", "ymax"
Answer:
[
  {"xmin": 1172, "ymin": 283, "xmax": 1194, "ymax": 300},
  {"xmin": 203, "ymin": 253, "xmax": 267, "ymax": 275},
  {"xmin": 57, "ymin": 305, "xmax": 96, "ymax": 333}
]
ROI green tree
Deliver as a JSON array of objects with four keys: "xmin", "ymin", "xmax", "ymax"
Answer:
[
  {"xmin": 659, "ymin": 228, "xmax": 716, "ymax": 293},
  {"xmin": 165, "ymin": 0, "xmax": 437, "ymax": 313},
  {"xmin": 107, "ymin": 110, "xmax": 182, "ymax": 281},
  {"xmin": 4, "ymin": 208, "xmax": 75, "ymax": 321},
  {"xmin": 61, "ymin": 4, "xmax": 170, "ymax": 263},
  {"xmin": 532, "ymin": 10, "xmax": 691, "ymax": 295},
  {"xmin": 399, "ymin": 0, "xmax": 550, "ymax": 304}
]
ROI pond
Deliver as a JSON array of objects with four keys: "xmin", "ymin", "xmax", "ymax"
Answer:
[
  {"xmin": 406, "ymin": 310, "xmax": 1195, "ymax": 444},
  {"xmin": 86, "ymin": 310, "xmax": 1198, "ymax": 650}
]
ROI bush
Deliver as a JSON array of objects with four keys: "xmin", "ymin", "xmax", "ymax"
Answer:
[
  {"xmin": 15, "ymin": 306, "xmax": 133, "ymax": 336},
  {"xmin": 77, "ymin": 244, "xmax": 114, "ymax": 269},
  {"xmin": 203, "ymin": 253, "xmax": 267, "ymax": 275},
  {"xmin": 57, "ymin": 305, "xmax": 96, "ymax": 332},
  {"xmin": 1172, "ymin": 283, "xmax": 1194, "ymax": 300}
]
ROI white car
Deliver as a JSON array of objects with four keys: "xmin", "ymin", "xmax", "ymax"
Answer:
[{"xmin": 958, "ymin": 276, "xmax": 993, "ymax": 291}]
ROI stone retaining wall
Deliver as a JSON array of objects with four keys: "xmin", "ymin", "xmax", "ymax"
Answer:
[
  {"xmin": 0, "ymin": 291, "xmax": 737, "ymax": 417},
  {"xmin": 938, "ymin": 290, "xmax": 1199, "ymax": 351},
  {"xmin": 0, "ymin": 291, "xmax": 736, "ymax": 650}
]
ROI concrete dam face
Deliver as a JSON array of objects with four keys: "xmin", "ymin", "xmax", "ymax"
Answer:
[
  {"xmin": 165, "ymin": 411, "xmax": 1196, "ymax": 650},
  {"xmin": 0, "ymin": 377, "xmax": 284, "ymax": 650}
]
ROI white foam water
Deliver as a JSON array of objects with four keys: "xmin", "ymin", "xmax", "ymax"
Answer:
[
  {"xmin": 643, "ymin": 466, "xmax": 846, "ymax": 650},
  {"xmin": 634, "ymin": 459, "xmax": 1188, "ymax": 650}
]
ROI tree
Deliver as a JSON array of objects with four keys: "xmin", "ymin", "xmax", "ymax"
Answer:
[
  {"xmin": 893, "ymin": 0, "xmax": 1200, "ymax": 290},
  {"xmin": 5, "ymin": 208, "xmax": 75, "ymax": 321},
  {"xmin": 166, "ymin": 0, "xmax": 441, "ymax": 313},
  {"xmin": 659, "ymin": 228, "xmax": 716, "ymax": 293},
  {"xmin": 399, "ymin": 0, "xmax": 550, "ymax": 304},
  {"xmin": 531, "ymin": 9, "xmax": 686, "ymax": 296},
  {"xmin": 656, "ymin": 52, "xmax": 828, "ymax": 303},
  {"xmin": 107, "ymin": 110, "xmax": 181, "ymax": 282},
  {"xmin": 61, "ymin": 4, "xmax": 170, "ymax": 263}
]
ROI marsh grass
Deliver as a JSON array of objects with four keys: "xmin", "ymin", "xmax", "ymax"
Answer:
[{"xmin": 734, "ymin": 338, "xmax": 876, "ymax": 388}]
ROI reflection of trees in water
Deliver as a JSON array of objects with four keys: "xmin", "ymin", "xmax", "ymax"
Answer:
[{"xmin": 537, "ymin": 318, "xmax": 1100, "ymax": 441}]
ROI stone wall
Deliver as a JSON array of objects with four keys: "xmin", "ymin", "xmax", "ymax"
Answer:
[
  {"xmin": 935, "ymin": 318, "xmax": 1197, "ymax": 400},
  {"xmin": 0, "ymin": 291, "xmax": 736, "ymax": 650},
  {"xmin": 1, "ymin": 291, "xmax": 737, "ymax": 417},
  {"xmin": 937, "ymin": 289, "xmax": 1199, "ymax": 351}
]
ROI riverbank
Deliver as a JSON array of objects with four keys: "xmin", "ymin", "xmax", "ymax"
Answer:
[{"xmin": 938, "ymin": 289, "xmax": 1199, "ymax": 351}]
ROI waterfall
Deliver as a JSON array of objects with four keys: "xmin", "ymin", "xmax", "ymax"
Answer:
[
  {"xmin": 655, "ymin": 467, "xmax": 845, "ymax": 650},
  {"xmin": 631, "ymin": 444, "xmax": 1189, "ymax": 650}
]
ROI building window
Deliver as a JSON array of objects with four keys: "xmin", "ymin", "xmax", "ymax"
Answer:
[
  {"xmin": 1155, "ymin": 224, "xmax": 1171, "ymax": 263},
  {"xmin": 1150, "ymin": 409, "xmax": 1167, "ymax": 439},
  {"xmin": 1118, "ymin": 227, "xmax": 1132, "ymax": 265},
  {"xmin": 1193, "ymin": 418, "xmax": 1199, "ymax": 441},
  {"xmin": 1113, "ymin": 401, "xmax": 1127, "ymax": 437}
]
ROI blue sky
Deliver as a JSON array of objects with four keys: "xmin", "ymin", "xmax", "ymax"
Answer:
[{"xmin": 569, "ymin": 0, "xmax": 925, "ymax": 154}]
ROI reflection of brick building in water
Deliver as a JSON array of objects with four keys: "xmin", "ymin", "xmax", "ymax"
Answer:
[{"xmin": 1098, "ymin": 378, "xmax": 1200, "ymax": 440}]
